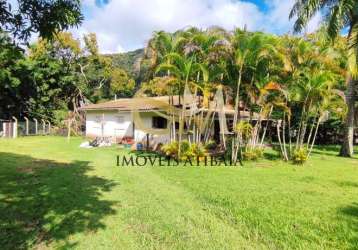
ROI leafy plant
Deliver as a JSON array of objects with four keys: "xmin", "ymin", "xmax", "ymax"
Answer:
[
  {"xmin": 292, "ymin": 148, "xmax": 308, "ymax": 165},
  {"xmin": 161, "ymin": 141, "xmax": 179, "ymax": 157},
  {"xmin": 188, "ymin": 143, "xmax": 207, "ymax": 160},
  {"xmin": 243, "ymin": 148, "xmax": 264, "ymax": 161},
  {"xmin": 161, "ymin": 141, "xmax": 207, "ymax": 161},
  {"xmin": 205, "ymin": 140, "xmax": 217, "ymax": 150}
]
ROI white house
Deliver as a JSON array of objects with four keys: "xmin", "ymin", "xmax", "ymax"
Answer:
[
  {"xmin": 82, "ymin": 96, "xmax": 182, "ymax": 145},
  {"xmin": 82, "ymin": 95, "xmax": 256, "ymax": 145}
]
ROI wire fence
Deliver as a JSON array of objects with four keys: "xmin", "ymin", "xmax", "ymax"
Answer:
[
  {"xmin": 1, "ymin": 117, "xmax": 86, "ymax": 138},
  {"xmin": 1, "ymin": 118, "xmax": 52, "ymax": 138}
]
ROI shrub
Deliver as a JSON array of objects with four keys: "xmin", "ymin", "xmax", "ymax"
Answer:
[
  {"xmin": 235, "ymin": 121, "xmax": 252, "ymax": 140},
  {"xmin": 53, "ymin": 108, "xmax": 68, "ymax": 126},
  {"xmin": 205, "ymin": 140, "xmax": 217, "ymax": 150},
  {"xmin": 179, "ymin": 140, "xmax": 190, "ymax": 155},
  {"xmin": 189, "ymin": 143, "xmax": 207, "ymax": 159},
  {"xmin": 243, "ymin": 148, "xmax": 264, "ymax": 161},
  {"xmin": 292, "ymin": 148, "xmax": 308, "ymax": 164},
  {"xmin": 161, "ymin": 141, "xmax": 178, "ymax": 157},
  {"xmin": 161, "ymin": 141, "xmax": 207, "ymax": 161},
  {"xmin": 180, "ymin": 141, "xmax": 207, "ymax": 161}
]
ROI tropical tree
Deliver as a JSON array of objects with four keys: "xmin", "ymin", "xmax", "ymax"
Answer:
[
  {"xmin": 0, "ymin": 0, "xmax": 82, "ymax": 41},
  {"xmin": 0, "ymin": 31, "xmax": 135, "ymax": 123},
  {"xmin": 138, "ymin": 27, "xmax": 347, "ymax": 163},
  {"xmin": 155, "ymin": 52, "xmax": 201, "ymax": 154},
  {"xmin": 290, "ymin": 0, "xmax": 358, "ymax": 156},
  {"xmin": 143, "ymin": 31, "xmax": 188, "ymax": 80},
  {"xmin": 0, "ymin": 0, "xmax": 83, "ymax": 121},
  {"xmin": 230, "ymin": 30, "xmax": 283, "ymax": 163},
  {"xmin": 0, "ymin": 32, "xmax": 26, "ymax": 119},
  {"xmin": 27, "ymin": 32, "xmax": 85, "ymax": 123}
]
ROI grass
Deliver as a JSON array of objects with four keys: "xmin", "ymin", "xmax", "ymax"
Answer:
[{"xmin": 0, "ymin": 136, "xmax": 357, "ymax": 249}]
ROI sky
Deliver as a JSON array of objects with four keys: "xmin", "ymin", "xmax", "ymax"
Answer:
[{"xmin": 73, "ymin": 0, "xmax": 322, "ymax": 53}]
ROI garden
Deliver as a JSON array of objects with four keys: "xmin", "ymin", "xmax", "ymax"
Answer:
[
  {"xmin": 0, "ymin": 136, "xmax": 357, "ymax": 249},
  {"xmin": 1, "ymin": 0, "xmax": 358, "ymax": 249}
]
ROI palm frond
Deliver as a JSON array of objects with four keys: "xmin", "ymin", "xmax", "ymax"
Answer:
[
  {"xmin": 163, "ymin": 52, "xmax": 186, "ymax": 70},
  {"xmin": 155, "ymin": 63, "xmax": 181, "ymax": 78},
  {"xmin": 290, "ymin": 0, "xmax": 323, "ymax": 33}
]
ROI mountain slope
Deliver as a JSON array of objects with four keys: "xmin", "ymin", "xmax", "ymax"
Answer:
[{"xmin": 105, "ymin": 49, "xmax": 144, "ymax": 80}]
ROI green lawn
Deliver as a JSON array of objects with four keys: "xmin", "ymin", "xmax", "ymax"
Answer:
[{"xmin": 0, "ymin": 136, "xmax": 357, "ymax": 249}]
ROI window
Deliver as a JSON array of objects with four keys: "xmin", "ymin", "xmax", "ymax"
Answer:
[
  {"xmin": 174, "ymin": 122, "xmax": 187, "ymax": 129},
  {"xmin": 117, "ymin": 116, "xmax": 124, "ymax": 123},
  {"xmin": 152, "ymin": 116, "xmax": 167, "ymax": 129},
  {"xmin": 95, "ymin": 116, "xmax": 101, "ymax": 123}
]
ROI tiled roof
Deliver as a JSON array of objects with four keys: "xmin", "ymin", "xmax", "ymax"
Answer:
[
  {"xmin": 81, "ymin": 96, "xmax": 260, "ymax": 117},
  {"xmin": 82, "ymin": 96, "xmax": 181, "ymax": 111}
]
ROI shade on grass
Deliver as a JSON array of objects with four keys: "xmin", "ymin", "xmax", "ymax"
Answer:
[{"xmin": 0, "ymin": 136, "xmax": 357, "ymax": 249}]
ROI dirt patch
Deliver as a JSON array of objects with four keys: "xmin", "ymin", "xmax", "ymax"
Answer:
[
  {"xmin": 17, "ymin": 159, "xmax": 71, "ymax": 173},
  {"xmin": 17, "ymin": 167, "xmax": 36, "ymax": 174},
  {"xmin": 255, "ymin": 163, "xmax": 273, "ymax": 168}
]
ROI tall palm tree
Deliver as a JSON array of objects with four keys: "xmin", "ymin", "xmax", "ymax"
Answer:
[
  {"xmin": 230, "ymin": 30, "xmax": 283, "ymax": 163},
  {"xmin": 290, "ymin": 0, "xmax": 358, "ymax": 156},
  {"xmin": 144, "ymin": 31, "xmax": 187, "ymax": 79},
  {"xmin": 155, "ymin": 52, "xmax": 200, "ymax": 156}
]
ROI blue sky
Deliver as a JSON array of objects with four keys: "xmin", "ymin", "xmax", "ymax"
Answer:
[
  {"xmin": 242, "ymin": 0, "xmax": 269, "ymax": 11},
  {"xmin": 92, "ymin": 0, "xmax": 269, "ymax": 11},
  {"xmin": 76, "ymin": 0, "xmax": 322, "ymax": 53}
]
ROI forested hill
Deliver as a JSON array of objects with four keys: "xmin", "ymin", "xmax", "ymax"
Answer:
[{"xmin": 105, "ymin": 49, "xmax": 144, "ymax": 81}]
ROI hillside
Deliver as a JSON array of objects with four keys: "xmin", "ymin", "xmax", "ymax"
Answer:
[{"xmin": 105, "ymin": 49, "xmax": 144, "ymax": 81}]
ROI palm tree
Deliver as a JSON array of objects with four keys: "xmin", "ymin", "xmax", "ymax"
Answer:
[
  {"xmin": 144, "ymin": 31, "xmax": 187, "ymax": 79},
  {"xmin": 230, "ymin": 30, "xmax": 257, "ymax": 163},
  {"xmin": 230, "ymin": 31, "xmax": 283, "ymax": 163},
  {"xmin": 156, "ymin": 52, "xmax": 200, "ymax": 156},
  {"xmin": 289, "ymin": 69, "xmax": 342, "ymax": 155},
  {"xmin": 290, "ymin": 0, "xmax": 358, "ymax": 156}
]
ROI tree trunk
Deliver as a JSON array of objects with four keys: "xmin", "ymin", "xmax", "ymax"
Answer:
[
  {"xmin": 277, "ymin": 120, "xmax": 286, "ymax": 160},
  {"xmin": 308, "ymin": 119, "xmax": 321, "ymax": 158},
  {"xmin": 252, "ymin": 107, "xmax": 263, "ymax": 147},
  {"xmin": 306, "ymin": 115, "xmax": 318, "ymax": 150},
  {"xmin": 340, "ymin": 77, "xmax": 356, "ymax": 157},
  {"xmin": 282, "ymin": 113, "xmax": 288, "ymax": 161},
  {"xmin": 260, "ymin": 106, "xmax": 273, "ymax": 147},
  {"xmin": 288, "ymin": 116, "xmax": 292, "ymax": 157},
  {"xmin": 232, "ymin": 71, "xmax": 243, "ymax": 163}
]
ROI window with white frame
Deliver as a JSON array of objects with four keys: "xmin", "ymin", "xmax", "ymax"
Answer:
[
  {"xmin": 117, "ymin": 116, "xmax": 124, "ymax": 123},
  {"xmin": 95, "ymin": 116, "xmax": 101, "ymax": 123}
]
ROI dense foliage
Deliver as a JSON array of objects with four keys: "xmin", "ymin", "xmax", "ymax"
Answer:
[
  {"xmin": 107, "ymin": 49, "xmax": 144, "ymax": 81},
  {"xmin": 0, "ymin": 0, "xmax": 85, "ymax": 123},
  {"xmin": 0, "ymin": 32, "xmax": 135, "ymax": 123},
  {"xmin": 0, "ymin": 0, "xmax": 82, "ymax": 41},
  {"xmin": 289, "ymin": 0, "xmax": 358, "ymax": 157},
  {"xmin": 0, "ymin": 0, "xmax": 354, "ymax": 157},
  {"xmin": 1, "ymin": 25, "xmax": 351, "ymax": 156},
  {"xmin": 138, "ymin": 27, "xmax": 349, "ymax": 162}
]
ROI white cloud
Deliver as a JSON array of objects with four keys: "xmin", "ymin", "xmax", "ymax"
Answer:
[
  {"xmin": 305, "ymin": 13, "xmax": 322, "ymax": 33},
  {"xmin": 264, "ymin": 0, "xmax": 321, "ymax": 34},
  {"xmin": 73, "ymin": 0, "xmax": 322, "ymax": 53}
]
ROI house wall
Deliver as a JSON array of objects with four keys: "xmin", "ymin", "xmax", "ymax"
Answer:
[
  {"xmin": 86, "ymin": 110, "xmax": 133, "ymax": 138},
  {"xmin": 85, "ymin": 110, "xmax": 171, "ymax": 144},
  {"xmin": 133, "ymin": 112, "xmax": 170, "ymax": 145},
  {"xmin": 134, "ymin": 112, "xmax": 151, "ymax": 142}
]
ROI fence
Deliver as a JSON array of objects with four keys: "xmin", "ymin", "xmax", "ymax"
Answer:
[
  {"xmin": 0, "ymin": 119, "xmax": 13, "ymax": 138},
  {"xmin": 1, "ymin": 117, "xmax": 51, "ymax": 138}
]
